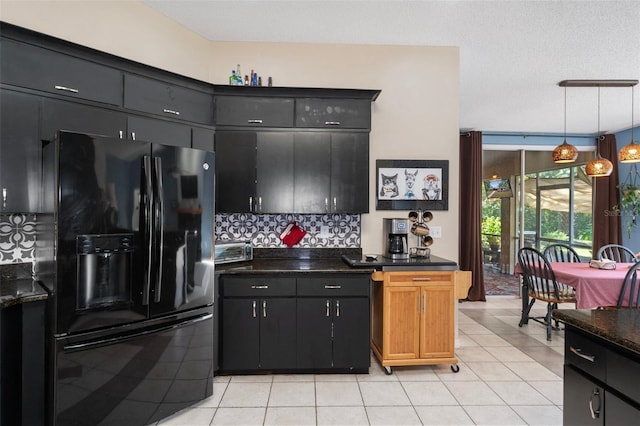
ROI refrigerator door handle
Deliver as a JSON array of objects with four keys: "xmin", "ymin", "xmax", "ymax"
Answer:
[
  {"xmin": 154, "ymin": 156, "xmax": 164, "ymax": 303},
  {"xmin": 63, "ymin": 313, "xmax": 213, "ymax": 352},
  {"xmin": 142, "ymin": 156, "xmax": 154, "ymax": 306}
]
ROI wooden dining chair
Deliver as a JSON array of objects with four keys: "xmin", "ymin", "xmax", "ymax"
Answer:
[
  {"xmin": 543, "ymin": 243, "xmax": 581, "ymax": 263},
  {"xmin": 597, "ymin": 244, "xmax": 638, "ymax": 263},
  {"xmin": 617, "ymin": 260, "xmax": 640, "ymax": 308},
  {"xmin": 517, "ymin": 247, "xmax": 576, "ymax": 340}
]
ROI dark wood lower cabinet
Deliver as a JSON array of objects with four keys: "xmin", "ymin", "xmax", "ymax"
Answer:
[
  {"xmin": 219, "ymin": 273, "xmax": 371, "ymax": 373},
  {"xmin": 563, "ymin": 326, "xmax": 640, "ymax": 425},
  {"xmin": 220, "ymin": 297, "xmax": 296, "ymax": 371},
  {"xmin": 297, "ymin": 297, "xmax": 370, "ymax": 370}
]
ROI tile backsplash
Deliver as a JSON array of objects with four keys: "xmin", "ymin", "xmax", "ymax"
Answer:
[
  {"xmin": 0, "ymin": 213, "xmax": 37, "ymax": 264},
  {"xmin": 215, "ymin": 213, "xmax": 361, "ymax": 248},
  {"xmin": 0, "ymin": 212, "xmax": 359, "ymax": 264}
]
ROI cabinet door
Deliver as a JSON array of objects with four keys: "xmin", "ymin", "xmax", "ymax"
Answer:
[
  {"xmin": 259, "ymin": 298, "xmax": 297, "ymax": 369},
  {"xmin": 294, "ymin": 133, "xmax": 331, "ymax": 213},
  {"xmin": 606, "ymin": 392, "xmax": 640, "ymax": 425},
  {"xmin": 563, "ymin": 366, "xmax": 604, "ymax": 426},
  {"xmin": 420, "ymin": 284, "xmax": 454, "ymax": 358},
  {"xmin": 214, "ymin": 132, "xmax": 257, "ymax": 213},
  {"xmin": 384, "ymin": 286, "xmax": 420, "ymax": 360},
  {"xmin": 295, "ymin": 98, "xmax": 371, "ymax": 129},
  {"xmin": 0, "ymin": 89, "xmax": 41, "ymax": 212},
  {"xmin": 220, "ymin": 298, "xmax": 260, "ymax": 370},
  {"xmin": 0, "ymin": 38, "xmax": 122, "ymax": 106},
  {"xmin": 127, "ymin": 115, "xmax": 191, "ymax": 147},
  {"xmin": 296, "ymin": 298, "xmax": 333, "ymax": 369},
  {"xmin": 256, "ymin": 132, "xmax": 294, "ymax": 213},
  {"xmin": 215, "ymin": 96, "xmax": 294, "ymax": 127},
  {"xmin": 192, "ymin": 127, "xmax": 214, "ymax": 151},
  {"xmin": 331, "ymin": 133, "xmax": 369, "ymax": 212},
  {"xmin": 41, "ymin": 97, "xmax": 127, "ymax": 141},
  {"xmin": 124, "ymin": 73, "xmax": 213, "ymax": 125},
  {"xmin": 332, "ymin": 297, "xmax": 370, "ymax": 369}
]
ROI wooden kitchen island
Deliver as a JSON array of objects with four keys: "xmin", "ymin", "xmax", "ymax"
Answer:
[{"xmin": 370, "ymin": 267, "xmax": 471, "ymax": 374}]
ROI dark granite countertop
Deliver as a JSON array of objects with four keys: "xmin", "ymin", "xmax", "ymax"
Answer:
[
  {"xmin": 341, "ymin": 254, "xmax": 459, "ymax": 271},
  {"xmin": 216, "ymin": 247, "xmax": 375, "ymax": 274},
  {"xmin": 553, "ymin": 309, "xmax": 640, "ymax": 356},
  {"xmin": 0, "ymin": 262, "xmax": 49, "ymax": 308}
]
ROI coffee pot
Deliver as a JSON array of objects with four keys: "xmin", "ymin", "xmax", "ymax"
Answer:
[{"xmin": 383, "ymin": 218, "xmax": 409, "ymax": 259}]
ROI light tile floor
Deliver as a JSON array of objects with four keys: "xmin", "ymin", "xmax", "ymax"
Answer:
[{"xmin": 156, "ymin": 296, "xmax": 571, "ymax": 425}]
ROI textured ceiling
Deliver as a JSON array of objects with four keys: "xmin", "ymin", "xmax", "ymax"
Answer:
[{"xmin": 144, "ymin": 0, "xmax": 640, "ymax": 136}]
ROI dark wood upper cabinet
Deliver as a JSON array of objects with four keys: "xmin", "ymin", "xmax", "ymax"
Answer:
[
  {"xmin": 0, "ymin": 38, "xmax": 122, "ymax": 106},
  {"xmin": 215, "ymin": 96, "xmax": 295, "ymax": 127},
  {"xmin": 41, "ymin": 98, "xmax": 127, "ymax": 141},
  {"xmin": 124, "ymin": 73, "xmax": 214, "ymax": 125},
  {"xmin": 295, "ymin": 98, "xmax": 372, "ymax": 129},
  {"xmin": 0, "ymin": 89, "xmax": 42, "ymax": 213}
]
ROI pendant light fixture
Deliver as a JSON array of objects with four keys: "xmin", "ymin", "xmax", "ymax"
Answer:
[
  {"xmin": 552, "ymin": 85, "xmax": 578, "ymax": 163},
  {"xmin": 585, "ymin": 87, "xmax": 613, "ymax": 177},
  {"xmin": 618, "ymin": 85, "xmax": 640, "ymax": 163}
]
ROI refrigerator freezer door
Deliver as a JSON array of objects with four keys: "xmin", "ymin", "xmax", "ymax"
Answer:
[
  {"xmin": 54, "ymin": 309, "xmax": 213, "ymax": 425},
  {"xmin": 149, "ymin": 144, "xmax": 215, "ymax": 317}
]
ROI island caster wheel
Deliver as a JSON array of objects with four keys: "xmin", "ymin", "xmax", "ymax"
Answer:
[
  {"xmin": 451, "ymin": 364, "xmax": 460, "ymax": 373},
  {"xmin": 384, "ymin": 366, "xmax": 392, "ymax": 375}
]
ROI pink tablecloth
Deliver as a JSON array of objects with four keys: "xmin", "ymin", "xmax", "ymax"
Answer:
[{"xmin": 514, "ymin": 262, "xmax": 634, "ymax": 309}]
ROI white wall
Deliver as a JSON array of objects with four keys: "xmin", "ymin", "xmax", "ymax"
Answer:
[{"xmin": 2, "ymin": 0, "xmax": 461, "ymax": 260}]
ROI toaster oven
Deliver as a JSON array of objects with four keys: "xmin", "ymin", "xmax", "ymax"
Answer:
[{"xmin": 214, "ymin": 240, "xmax": 253, "ymax": 264}]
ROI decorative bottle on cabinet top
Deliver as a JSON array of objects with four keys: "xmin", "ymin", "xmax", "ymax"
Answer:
[{"xmin": 229, "ymin": 70, "xmax": 237, "ymax": 85}]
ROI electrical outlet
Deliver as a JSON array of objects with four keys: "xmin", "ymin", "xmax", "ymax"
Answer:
[
  {"xmin": 430, "ymin": 226, "xmax": 442, "ymax": 238},
  {"xmin": 319, "ymin": 226, "xmax": 330, "ymax": 239}
]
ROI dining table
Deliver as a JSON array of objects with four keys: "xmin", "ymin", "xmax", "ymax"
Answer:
[{"xmin": 515, "ymin": 261, "xmax": 635, "ymax": 310}]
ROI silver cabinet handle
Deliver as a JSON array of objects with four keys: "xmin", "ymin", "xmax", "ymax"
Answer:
[
  {"xmin": 249, "ymin": 196, "xmax": 253, "ymax": 211},
  {"xmin": 333, "ymin": 197, "xmax": 337, "ymax": 211},
  {"xmin": 589, "ymin": 387, "xmax": 601, "ymax": 419},
  {"xmin": 258, "ymin": 197, "xmax": 262, "ymax": 212},
  {"xmin": 54, "ymin": 85, "xmax": 79, "ymax": 93},
  {"xmin": 325, "ymin": 198, "xmax": 329, "ymax": 213},
  {"xmin": 263, "ymin": 300, "xmax": 267, "ymax": 317},
  {"xmin": 569, "ymin": 346, "xmax": 596, "ymax": 362},
  {"xmin": 162, "ymin": 108, "xmax": 180, "ymax": 116},
  {"xmin": 119, "ymin": 130, "xmax": 124, "ymax": 139},
  {"xmin": 324, "ymin": 121, "xmax": 341, "ymax": 126},
  {"xmin": 131, "ymin": 132, "xmax": 136, "ymax": 141},
  {"xmin": 251, "ymin": 285, "xmax": 269, "ymax": 289},
  {"xmin": 336, "ymin": 300, "xmax": 340, "ymax": 317},
  {"xmin": 326, "ymin": 300, "xmax": 330, "ymax": 317},
  {"xmin": 252, "ymin": 300, "xmax": 257, "ymax": 318},
  {"xmin": 2, "ymin": 188, "xmax": 6, "ymax": 210},
  {"xmin": 247, "ymin": 119, "xmax": 263, "ymax": 124},
  {"xmin": 324, "ymin": 285, "xmax": 341, "ymax": 289}
]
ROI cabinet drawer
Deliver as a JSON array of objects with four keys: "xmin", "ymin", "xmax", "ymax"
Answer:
[
  {"xmin": 0, "ymin": 39, "xmax": 122, "ymax": 106},
  {"xmin": 215, "ymin": 96, "xmax": 294, "ymax": 127},
  {"xmin": 607, "ymin": 349, "xmax": 640, "ymax": 405},
  {"xmin": 386, "ymin": 271, "xmax": 453, "ymax": 286},
  {"xmin": 124, "ymin": 74, "xmax": 213, "ymax": 124},
  {"xmin": 221, "ymin": 276, "xmax": 296, "ymax": 297},
  {"xmin": 565, "ymin": 327, "xmax": 607, "ymax": 382},
  {"xmin": 297, "ymin": 276, "xmax": 370, "ymax": 297},
  {"xmin": 295, "ymin": 98, "xmax": 371, "ymax": 129}
]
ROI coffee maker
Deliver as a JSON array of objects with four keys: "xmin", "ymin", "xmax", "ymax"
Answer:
[{"xmin": 383, "ymin": 218, "xmax": 409, "ymax": 259}]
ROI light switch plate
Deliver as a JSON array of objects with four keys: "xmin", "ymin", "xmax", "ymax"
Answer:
[
  {"xmin": 319, "ymin": 226, "xmax": 330, "ymax": 238},
  {"xmin": 430, "ymin": 226, "xmax": 442, "ymax": 238}
]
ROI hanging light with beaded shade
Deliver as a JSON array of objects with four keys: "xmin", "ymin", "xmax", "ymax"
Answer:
[
  {"xmin": 552, "ymin": 86, "xmax": 578, "ymax": 163},
  {"xmin": 585, "ymin": 87, "xmax": 613, "ymax": 177},
  {"xmin": 618, "ymin": 85, "xmax": 640, "ymax": 163}
]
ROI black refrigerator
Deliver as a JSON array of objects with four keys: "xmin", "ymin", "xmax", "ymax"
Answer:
[{"xmin": 38, "ymin": 131, "xmax": 215, "ymax": 425}]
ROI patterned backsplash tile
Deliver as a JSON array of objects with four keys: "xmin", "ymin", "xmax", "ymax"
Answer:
[
  {"xmin": 0, "ymin": 213, "xmax": 37, "ymax": 264},
  {"xmin": 215, "ymin": 213, "xmax": 361, "ymax": 248},
  {"xmin": 0, "ymin": 212, "xmax": 360, "ymax": 263}
]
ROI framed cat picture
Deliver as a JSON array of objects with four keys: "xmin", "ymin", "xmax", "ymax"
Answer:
[{"xmin": 376, "ymin": 159, "xmax": 449, "ymax": 210}]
